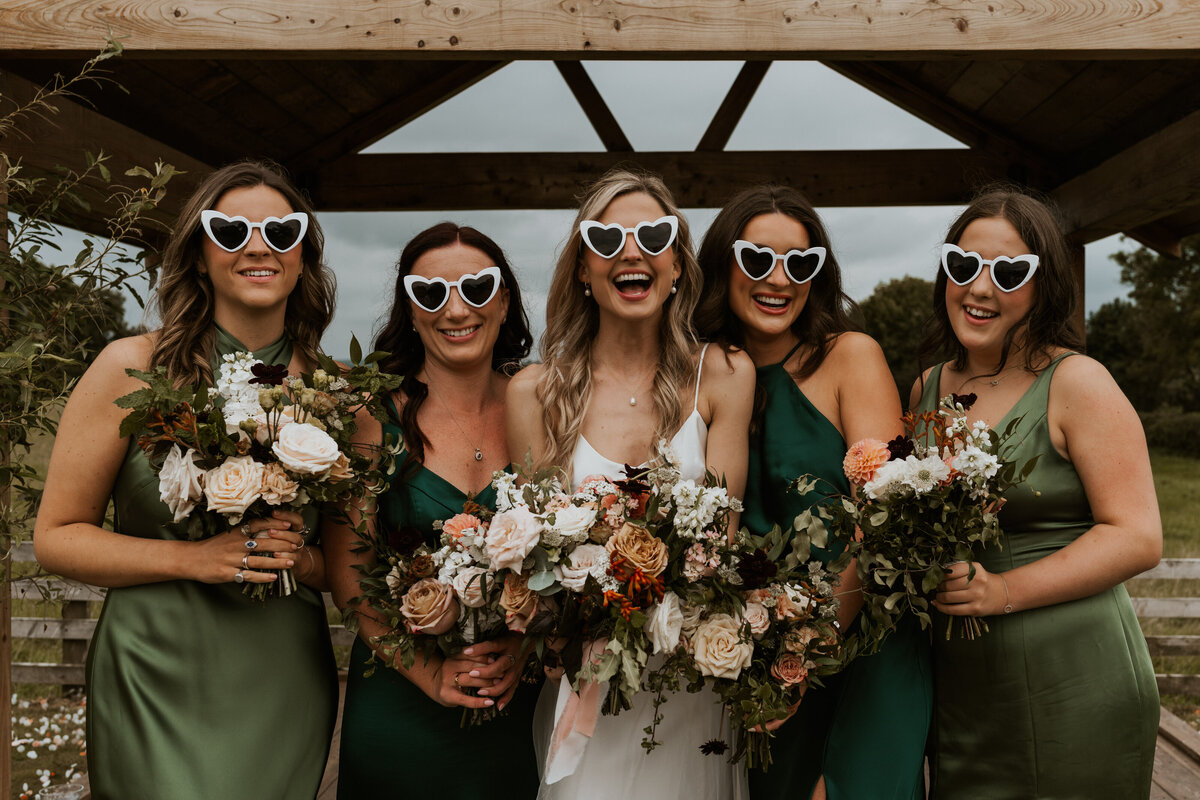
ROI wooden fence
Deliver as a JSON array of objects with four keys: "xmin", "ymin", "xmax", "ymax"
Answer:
[{"xmin": 9, "ymin": 544, "xmax": 1200, "ymax": 694}]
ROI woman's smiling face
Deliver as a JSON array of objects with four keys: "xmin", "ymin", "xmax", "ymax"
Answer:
[
  {"xmin": 408, "ymin": 242, "xmax": 509, "ymax": 371},
  {"xmin": 727, "ymin": 212, "xmax": 814, "ymax": 343},
  {"xmin": 945, "ymin": 216, "xmax": 1036, "ymax": 361}
]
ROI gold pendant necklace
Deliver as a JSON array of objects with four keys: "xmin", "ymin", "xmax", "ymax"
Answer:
[{"xmin": 429, "ymin": 384, "xmax": 484, "ymax": 462}]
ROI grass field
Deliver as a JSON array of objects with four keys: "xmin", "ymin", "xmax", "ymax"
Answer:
[{"xmin": 7, "ymin": 450, "xmax": 1200, "ymax": 794}]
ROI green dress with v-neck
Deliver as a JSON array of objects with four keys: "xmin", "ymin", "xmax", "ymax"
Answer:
[
  {"xmin": 920, "ymin": 355, "xmax": 1158, "ymax": 799},
  {"xmin": 86, "ymin": 327, "xmax": 338, "ymax": 800},
  {"xmin": 336, "ymin": 403, "xmax": 540, "ymax": 799},
  {"xmin": 744, "ymin": 350, "xmax": 931, "ymax": 800}
]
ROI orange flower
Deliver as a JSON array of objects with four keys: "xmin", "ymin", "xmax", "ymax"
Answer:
[
  {"xmin": 442, "ymin": 513, "xmax": 485, "ymax": 543},
  {"xmin": 843, "ymin": 438, "xmax": 891, "ymax": 485}
]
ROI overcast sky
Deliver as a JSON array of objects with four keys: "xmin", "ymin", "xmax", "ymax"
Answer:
[{"xmin": 56, "ymin": 60, "xmax": 1134, "ymax": 356}]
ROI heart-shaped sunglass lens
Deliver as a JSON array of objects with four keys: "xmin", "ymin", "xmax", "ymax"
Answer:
[
  {"xmin": 585, "ymin": 227, "xmax": 625, "ymax": 257},
  {"xmin": 991, "ymin": 259, "xmax": 1033, "ymax": 291},
  {"xmin": 740, "ymin": 249, "xmax": 776, "ymax": 279},
  {"xmin": 784, "ymin": 253, "xmax": 822, "ymax": 283},
  {"xmin": 410, "ymin": 282, "xmax": 448, "ymax": 311},
  {"xmin": 636, "ymin": 223, "xmax": 674, "ymax": 254},
  {"xmin": 208, "ymin": 218, "xmax": 250, "ymax": 250},
  {"xmin": 263, "ymin": 219, "xmax": 303, "ymax": 252},
  {"xmin": 945, "ymin": 252, "xmax": 982, "ymax": 284},
  {"xmin": 459, "ymin": 273, "xmax": 498, "ymax": 306}
]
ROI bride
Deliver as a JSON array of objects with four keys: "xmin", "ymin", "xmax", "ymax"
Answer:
[{"xmin": 507, "ymin": 168, "xmax": 755, "ymax": 799}]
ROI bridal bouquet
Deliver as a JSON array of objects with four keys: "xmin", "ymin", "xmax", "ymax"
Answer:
[
  {"xmin": 838, "ymin": 392, "xmax": 1036, "ymax": 640},
  {"xmin": 116, "ymin": 337, "xmax": 400, "ymax": 599}
]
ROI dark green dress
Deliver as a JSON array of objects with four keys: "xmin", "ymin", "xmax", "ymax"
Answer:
[
  {"xmin": 87, "ymin": 328, "xmax": 338, "ymax": 800},
  {"xmin": 336, "ymin": 405, "xmax": 540, "ymax": 799},
  {"xmin": 920, "ymin": 355, "xmax": 1159, "ymax": 799},
  {"xmin": 744, "ymin": 348, "xmax": 931, "ymax": 800}
]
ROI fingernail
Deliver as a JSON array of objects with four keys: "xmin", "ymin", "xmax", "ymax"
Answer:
[
  {"xmin": 284, "ymin": 560, "xmax": 295, "ymax": 567},
  {"xmin": 469, "ymin": 670, "xmax": 481, "ymax": 677},
  {"xmin": 499, "ymin": 702, "xmax": 507, "ymax": 711},
  {"xmin": 463, "ymin": 648, "xmax": 474, "ymax": 655},
  {"xmin": 478, "ymin": 689, "xmax": 489, "ymax": 696},
  {"xmin": 484, "ymin": 699, "xmax": 495, "ymax": 706}
]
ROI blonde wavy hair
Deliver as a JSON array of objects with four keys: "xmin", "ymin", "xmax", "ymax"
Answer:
[
  {"xmin": 536, "ymin": 167, "xmax": 702, "ymax": 471},
  {"xmin": 150, "ymin": 161, "xmax": 336, "ymax": 386}
]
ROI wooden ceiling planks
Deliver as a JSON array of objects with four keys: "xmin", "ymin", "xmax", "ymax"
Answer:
[
  {"xmin": 973, "ymin": 61, "xmax": 1081, "ymax": 127},
  {"xmin": 944, "ymin": 60, "xmax": 1027, "ymax": 113}
]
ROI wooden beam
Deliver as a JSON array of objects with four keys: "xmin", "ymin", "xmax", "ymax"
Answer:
[
  {"xmin": 0, "ymin": 72, "xmax": 211, "ymax": 239},
  {"xmin": 1123, "ymin": 221, "xmax": 1183, "ymax": 259},
  {"xmin": 1053, "ymin": 109, "xmax": 1200, "ymax": 244},
  {"xmin": 3, "ymin": 1, "xmax": 1199, "ymax": 59},
  {"xmin": 696, "ymin": 61, "xmax": 770, "ymax": 152},
  {"xmin": 290, "ymin": 60, "xmax": 508, "ymax": 171},
  {"xmin": 311, "ymin": 149, "xmax": 1013, "ymax": 210},
  {"xmin": 554, "ymin": 61, "xmax": 632, "ymax": 152}
]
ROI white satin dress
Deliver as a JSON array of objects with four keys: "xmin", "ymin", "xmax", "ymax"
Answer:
[{"xmin": 533, "ymin": 345, "xmax": 747, "ymax": 799}]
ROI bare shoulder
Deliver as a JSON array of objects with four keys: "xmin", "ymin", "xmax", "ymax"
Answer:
[
  {"xmin": 79, "ymin": 334, "xmax": 157, "ymax": 396},
  {"xmin": 827, "ymin": 330, "xmax": 887, "ymax": 363},
  {"xmin": 703, "ymin": 343, "xmax": 754, "ymax": 382},
  {"xmin": 1048, "ymin": 352, "xmax": 1126, "ymax": 408},
  {"xmin": 507, "ymin": 362, "xmax": 546, "ymax": 403}
]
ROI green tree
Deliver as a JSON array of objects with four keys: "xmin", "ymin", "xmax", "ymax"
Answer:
[{"xmin": 858, "ymin": 275, "xmax": 942, "ymax": 404}]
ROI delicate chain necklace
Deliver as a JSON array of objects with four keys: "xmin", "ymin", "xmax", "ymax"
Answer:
[
  {"xmin": 955, "ymin": 367, "xmax": 1013, "ymax": 393},
  {"xmin": 600, "ymin": 360, "xmax": 654, "ymax": 407},
  {"xmin": 428, "ymin": 383, "xmax": 484, "ymax": 462}
]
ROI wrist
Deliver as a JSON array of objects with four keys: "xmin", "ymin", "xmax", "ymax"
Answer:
[{"xmin": 998, "ymin": 573, "xmax": 1014, "ymax": 615}]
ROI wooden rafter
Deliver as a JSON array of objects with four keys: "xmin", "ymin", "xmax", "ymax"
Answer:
[
  {"xmin": 3, "ymin": 1, "xmax": 1199, "ymax": 59},
  {"xmin": 696, "ymin": 61, "xmax": 770, "ymax": 152},
  {"xmin": 554, "ymin": 61, "xmax": 632, "ymax": 152},
  {"xmin": 1053, "ymin": 108, "xmax": 1200, "ymax": 245},
  {"xmin": 290, "ymin": 60, "xmax": 508, "ymax": 171},
  {"xmin": 311, "ymin": 148, "xmax": 1012, "ymax": 211},
  {"xmin": 1123, "ymin": 221, "xmax": 1183, "ymax": 260}
]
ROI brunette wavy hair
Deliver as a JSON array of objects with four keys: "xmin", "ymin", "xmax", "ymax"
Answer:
[
  {"xmin": 149, "ymin": 160, "xmax": 336, "ymax": 386},
  {"xmin": 375, "ymin": 222, "xmax": 532, "ymax": 476},
  {"xmin": 694, "ymin": 184, "xmax": 858, "ymax": 378},
  {"xmin": 920, "ymin": 186, "xmax": 1084, "ymax": 380},
  {"xmin": 536, "ymin": 167, "xmax": 702, "ymax": 473}
]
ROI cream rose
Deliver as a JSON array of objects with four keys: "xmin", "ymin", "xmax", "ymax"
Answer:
[
  {"xmin": 204, "ymin": 455, "xmax": 265, "ymax": 519},
  {"xmin": 645, "ymin": 591, "xmax": 684, "ymax": 655},
  {"xmin": 549, "ymin": 504, "xmax": 598, "ymax": 544},
  {"xmin": 605, "ymin": 523, "xmax": 668, "ymax": 577},
  {"xmin": 259, "ymin": 461, "xmax": 300, "ymax": 505},
  {"xmin": 743, "ymin": 601, "xmax": 771, "ymax": 638},
  {"xmin": 771, "ymin": 652, "xmax": 809, "ymax": 687},
  {"xmin": 485, "ymin": 506, "xmax": 541, "ymax": 573},
  {"xmin": 326, "ymin": 452, "xmax": 354, "ymax": 483},
  {"xmin": 559, "ymin": 543, "xmax": 610, "ymax": 592},
  {"xmin": 272, "ymin": 422, "xmax": 340, "ymax": 474},
  {"xmin": 451, "ymin": 566, "xmax": 491, "ymax": 608},
  {"xmin": 500, "ymin": 573, "xmax": 539, "ymax": 633},
  {"xmin": 692, "ymin": 613, "xmax": 754, "ymax": 680},
  {"xmin": 400, "ymin": 578, "xmax": 458, "ymax": 634},
  {"xmin": 158, "ymin": 446, "xmax": 205, "ymax": 523}
]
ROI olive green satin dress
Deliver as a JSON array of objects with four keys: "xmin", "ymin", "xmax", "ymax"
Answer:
[
  {"xmin": 86, "ymin": 327, "xmax": 338, "ymax": 800},
  {"xmin": 744, "ymin": 349, "xmax": 931, "ymax": 800},
  {"xmin": 920, "ymin": 355, "xmax": 1159, "ymax": 799},
  {"xmin": 336, "ymin": 404, "xmax": 540, "ymax": 799}
]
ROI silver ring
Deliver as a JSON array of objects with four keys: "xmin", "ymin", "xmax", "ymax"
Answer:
[
  {"xmin": 242, "ymin": 554, "xmax": 250, "ymax": 569},
  {"xmin": 297, "ymin": 526, "xmax": 311, "ymax": 537},
  {"xmin": 244, "ymin": 539, "xmax": 258, "ymax": 550},
  {"xmin": 240, "ymin": 523, "xmax": 251, "ymax": 537},
  {"xmin": 233, "ymin": 571, "xmax": 245, "ymax": 584}
]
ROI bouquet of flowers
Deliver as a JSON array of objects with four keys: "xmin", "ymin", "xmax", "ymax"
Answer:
[
  {"xmin": 116, "ymin": 337, "xmax": 400, "ymax": 599},
  {"xmin": 836, "ymin": 392, "xmax": 1037, "ymax": 640}
]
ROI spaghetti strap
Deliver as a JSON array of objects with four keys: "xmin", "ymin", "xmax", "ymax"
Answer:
[
  {"xmin": 781, "ymin": 339, "xmax": 805, "ymax": 367},
  {"xmin": 693, "ymin": 343, "xmax": 710, "ymax": 413}
]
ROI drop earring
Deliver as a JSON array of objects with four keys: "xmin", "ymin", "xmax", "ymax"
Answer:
[
  {"xmin": 670, "ymin": 281, "xmax": 678, "ymax": 294},
  {"xmin": 583, "ymin": 283, "xmax": 592, "ymax": 297}
]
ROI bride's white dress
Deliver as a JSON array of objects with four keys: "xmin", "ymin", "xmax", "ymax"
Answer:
[{"xmin": 533, "ymin": 346, "xmax": 747, "ymax": 799}]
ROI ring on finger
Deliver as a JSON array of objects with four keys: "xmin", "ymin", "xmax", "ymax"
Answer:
[
  {"xmin": 297, "ymin": 526, "xmax": 311, "ymax": 537},
  {"xmin": 245, "ymin": 539, "xmax": 259, "ymax": 551},
  {"xmin": 240, "ymin": 523, "xmax": 251, "ymax": 537},
  {"xmin": 505, "ymin": 654, "xmax": 516, "ymax": 667},
  {"xmin": 454, "ymin": 672, "xmax": 464, "ymax": 689},
  {"xmin": 242, "ymin": 554, "xmax": 250, "ymax": 569},
  {"xmin": 233, "ymin": 570, "xmax": 245, "ymax": 584}
]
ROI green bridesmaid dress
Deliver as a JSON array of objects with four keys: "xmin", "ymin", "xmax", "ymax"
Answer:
[
  {"xmin": 336, "ymin": 401, "xmax": 540, "ymax": 799},
  {"xmin": 919, "ymin": 354, "xmax": 1159, "ymax": 799},
  {"xmin": 744, "ymin": 343, "xmax": 931, "ymax": 800},
  {"xmin": 86, "ymin": 327, "xmax": 338, "ymax": 800}
]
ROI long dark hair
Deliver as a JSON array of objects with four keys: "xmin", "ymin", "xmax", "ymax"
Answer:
[
  {"xmin": 920, "ymin": 186, "xmax": 1084, "ymax": 379},
  {"xmin": 151, "ymin": 160, "xmax": 335, "ymax": 386},
  {"xmin": 375, "ymin": 222, "xmax": 532, "ymax": 475},
  {"xmin": 695, "ymin": 184, "xmax": 858, "ymax": 379}
]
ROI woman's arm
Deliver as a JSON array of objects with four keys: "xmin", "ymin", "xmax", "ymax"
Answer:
[
  {"xmin": 700, "ymin": 346, "xmax": 755, "ymax": 534},
  {"xmin": 934, "ymin": 355, "xmax": 1161, "ymax": 616},
  {"xmin": 505, "ymin": 364, "xmax": 550, "ymax": 469},
  {"xmin": 34, "ymin": 337, "xmax": 294, "ymax": 587}
]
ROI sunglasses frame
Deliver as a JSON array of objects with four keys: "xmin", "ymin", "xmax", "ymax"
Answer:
[
  {"xmin": 732, "ymin": 240, "xmax": 827, "ymax": 285},
  {"xmin": 403, "ymin": 266, "xmax": 504, "ymax": 313},
  {"xmin": 200, "ymin": 210, "xmax": 309, "ymax": 254},
  {"xmin": 940, "ymin": 243, "xmax": 1040, "ymax": 293},
  {"xmin": 579, "ymin": 215, "xmax": 679, "ymax": 259}
]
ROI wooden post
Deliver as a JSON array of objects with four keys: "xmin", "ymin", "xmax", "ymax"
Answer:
[{"xmin": 2, "ymin": 166, "xmax": 14, "ymax": 800}]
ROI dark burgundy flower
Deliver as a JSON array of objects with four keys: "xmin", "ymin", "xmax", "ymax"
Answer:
[
  {"xmin": 886, "ymin": 435, "xmax": 914, "ymax": 461},
  {"xmin": 249, "ymin": 362, "xmax": 289, "ymax": 385},
  {"xmin": 699, "ymin": 739, "xmax": 729, "ymax": 756},
  {"xmin": 950, "ymin": 392, "xmax": 977, "ymax": 411},
  {"xmin": 736, "ymin": 549, "xmax": 778, "ymax": 589},
  {"xmin": 615, "ymin": 464, "xmax": 651, "ymax": 496},
  {"xmin": 387, "ymin": 525, "xmax": 425, "ymax": 556}
]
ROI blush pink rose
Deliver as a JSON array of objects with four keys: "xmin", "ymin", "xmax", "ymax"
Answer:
[{"xmin": 400, "ymin": 578, "xmax": 458, "ymax": 635}]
